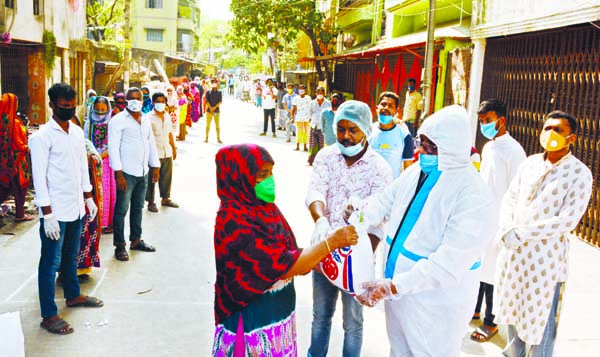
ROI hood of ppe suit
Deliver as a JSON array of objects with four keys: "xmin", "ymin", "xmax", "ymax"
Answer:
[{"xmin": 417, "ymin": 105, "xmax": 472, "ymax": 171}]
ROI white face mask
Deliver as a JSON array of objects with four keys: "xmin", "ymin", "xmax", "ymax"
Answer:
[
  {"xmin": 299, "ymin": 89, "xmax": 305, "ymax": 95},
  {"xmin": 317, "ymin": 94, "xmax": 324, "ymax": 100},
  {"xmin": 154, "ymin": 103, "xmax": 166, "ymax": 112},
  {"xmin": 212, "ymin": 84, "xmax": 217, "ymax": 88},
  {"xmin": 127, "ymin": 99, "xmax": 143, "ymax": 112}
]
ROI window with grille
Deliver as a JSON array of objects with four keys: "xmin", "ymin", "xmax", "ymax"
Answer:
[
  {"xmin": 5, "ymin": 0, "xmax": 15, "ymax": 9},
  {"xmin": 146, "ymin": 28, "xmax": 164, "ymax": 42},
  {"xmin": 146, "ymin": 0, "xmax": 163, "ymax": 8}
]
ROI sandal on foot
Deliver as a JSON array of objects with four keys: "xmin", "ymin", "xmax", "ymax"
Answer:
[
  {"xmin": 470, "ymin": 325, "xmax": 498, "ymax": 343},
  {"xmin": 15, "ymin": 214, "xmax": 35, "ymax": 222},
  {"xmin": 147, "ymin": 203, "xmax": 158, "ymax": 212},
  {"xmin": 40, "ymin": 317, "xmax": 74, "ymax": 335},
  {"xmin": 115, "ymin": 246, "xmax": 129, "ymax": 261},
  {"xmin": 66, "ymin": 296, "xmax": 104, "ymax": 308},
  {"xmin": 472, "ymin": 312, "xmax": 481, "ymax": 320},
  {"xmin": 102, "ymin": 226, "xmax": 113, "ymax": 234},
  {"xmin": 130, "ymin": 240, "xmax": 156, "ymax": 252},
  {"xmin": 161, "ymin": 199, "xmax": 179, "ymax": 208},
  {"xmin": 78, "ymin": 274, "xmax": 90, "ymax": 284}
]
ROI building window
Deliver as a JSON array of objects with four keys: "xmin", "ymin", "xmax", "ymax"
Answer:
[
  {"xmin": 5, "ymin": 0, "xmax": 15, "ymax": 9},
  {"xmin": 146, "ymin": 0, "xmax": 162, "ymax": 8},
  {"xmin": 146, "ymin": 28, "xmax": 164, "ymax": 42},
  {"xmin": 33, "ymin": 0, "xmax": 43, "ymax": 15}
]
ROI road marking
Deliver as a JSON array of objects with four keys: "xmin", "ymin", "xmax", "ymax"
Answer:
[
  {"xmin": 89, "ymin": 268, "xmax": 108, "ymax": 297},
  {"xmin": 4, "ymin": 271, "xmax": 36, "ymax": 303}
]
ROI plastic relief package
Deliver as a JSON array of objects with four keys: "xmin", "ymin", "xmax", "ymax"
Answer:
[{"xmin": 319, "ymin": 211, "xmax": 375, "ymax": 295}]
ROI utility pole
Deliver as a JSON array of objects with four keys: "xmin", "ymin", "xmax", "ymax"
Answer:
[
  {"xmin": 421, "ymin": 0, "xmax": 436, "ymax": 118},
  {"xmin": 122, "ymin": 0, "xmax": 132, "ymax": 90}
]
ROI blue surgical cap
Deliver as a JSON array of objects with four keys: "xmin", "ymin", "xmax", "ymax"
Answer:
[{"xmin": 333, "ymin": 100, "xmax": 372, "ymax": 137}]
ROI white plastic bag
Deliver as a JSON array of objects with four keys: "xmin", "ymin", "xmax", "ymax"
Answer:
[
  {"xmin": 319, "ymin": 211, "xmax": 375, "ymax": 295},
  {"xmin": 0, "ymin": 311, "xmax": 25, "ymax": 357}
]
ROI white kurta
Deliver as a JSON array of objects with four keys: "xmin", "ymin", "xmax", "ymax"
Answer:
[
  {"xmin": 478, "ymin": 133, "xmax": 526, "ymax": 284},
  {"xmin": 362, "ymin": 105, "xmax": 495, "ymax": 356},
  {"xmin": 495, "ymin": 153, "xmax": 593, "ymax": 345}
]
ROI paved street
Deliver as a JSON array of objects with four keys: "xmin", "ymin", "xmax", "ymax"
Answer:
[{"xmin": 1, "ymin": 96, "xmax": 599, "ymax": 356}]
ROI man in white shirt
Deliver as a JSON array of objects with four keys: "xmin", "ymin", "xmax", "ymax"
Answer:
[
  {"xmin": 307, "ymin": 86, "xmax": 331, "ymax": 166},
  {"xmin": 291, "ymin": 84, "xmax": 311, "ymax": 151},
  {"xmin": 145, "ymin": 92, "xmax": 178, "ymax": 213},
  {"xmin": 30, "ymin": 83, "xmax": 103, "ymax": 335},
  {"xmin": 259, "ymin": 78, "xmax": 278, "ymax": 137},
  {"xmin": 470, "ymin": 99, "xmax": 526, "ymax": 343},
  {"xmin": 108, "ymin": 87, "xmax": 160, "ymax": 262}
]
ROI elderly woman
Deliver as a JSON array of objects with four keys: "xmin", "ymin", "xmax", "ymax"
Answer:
[{"xmin": 212, "ymin": 144, "xmax": 358, "ymax": 356}]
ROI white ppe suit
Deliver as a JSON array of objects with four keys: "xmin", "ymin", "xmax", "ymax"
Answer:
[{"xmin": 361, "ymin": 105, "xmax": 495, "ymax": 356}]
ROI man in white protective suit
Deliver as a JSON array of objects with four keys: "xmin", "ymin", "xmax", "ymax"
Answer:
[{"xmin": 350, "ymin": 105, "xmax": 495, "ymax": 356}]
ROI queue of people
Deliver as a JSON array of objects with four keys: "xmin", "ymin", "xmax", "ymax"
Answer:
[{"xmin": 212, "ymin": 88, "xmax": 592, "ymax": 357}]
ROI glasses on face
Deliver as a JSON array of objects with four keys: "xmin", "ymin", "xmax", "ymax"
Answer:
[{"xmin": 415, "ymin": 137, "xmax": 437, "ymax": 154}]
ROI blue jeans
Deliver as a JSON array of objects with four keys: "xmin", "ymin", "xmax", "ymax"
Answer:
[
  {"xmin": 308, "ymin": 271, "xmax": 363, "ymax": 357},
  {"xmin": 503, "ymin": 282, "xmax": 563, "ymax": 357},
  {"xmin": 38, "ymin": 218, "xmax": 82, "ymax": 318},
  {"xmin": 113, "ymin": 172, "xmax": 147, "ymax": 247}
]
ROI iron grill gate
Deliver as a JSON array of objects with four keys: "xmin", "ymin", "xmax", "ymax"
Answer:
[{"xmin": 480, "ymin": 24, "xmax": 600, "ymax": 246}]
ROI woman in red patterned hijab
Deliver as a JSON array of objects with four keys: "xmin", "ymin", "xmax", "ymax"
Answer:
[{"xmin": 212, "ymin": 144, "xmax": 358, "ymax": 356}]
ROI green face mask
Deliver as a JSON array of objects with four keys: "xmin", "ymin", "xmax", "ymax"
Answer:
[{"xmin": 254, "ymin": 175, "xmax": 275, "ymax": 203}]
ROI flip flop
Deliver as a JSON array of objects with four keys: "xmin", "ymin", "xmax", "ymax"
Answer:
[
  {"xmin": 66, "ymin": 296, "xmax": 104, "ymax": 308},
  {"xmin": 470, "ymin": 325, "xmax": 498, "ymax": 343},
  {"xmin": 161, "ymin": 199, "xmax": 179, "ymax": 208},
  {"xmin": 40, "ymin": 317, "xmax": 74, "ymax": 335},
  {"xmin": 15, "ymin": 214, "xmax": 35, "ymax": 222}
]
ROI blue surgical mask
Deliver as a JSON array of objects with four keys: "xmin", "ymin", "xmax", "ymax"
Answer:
[
  {"xmin": 337, "ymin": 140, "xmax": 364, "ymax": 157},
  {"xmin": 378, "ymin": 114, "xmax": 394, "ymax": 125},
  {"xmin": 408, "ymin": 85, "xmax": 415, "ymax": 91},
  {"xmin": 419, "ymin": 154, "xmax": 439, "ymax": 174},
  {"xmin": 480, "ymin": 121, "xmax": 499, "ymax": 140}
]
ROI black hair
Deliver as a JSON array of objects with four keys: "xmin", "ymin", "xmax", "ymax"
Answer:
[
  {"xmin": 152, "ymin": 91, "xmax": 167, "ymax": 103},
  {"xmin": 48, "ymin": 83, "xmax": 76, "ymax": 103},
  {"xmin": 408, "ymin": 78, "xmax": 416, "ymax": 85},
  {"xmin": 478, "ymin": 99, "xmax": 507, "ymax": 119},
  {"xmin": 545, "ymin": 110, "xmax": 578, "ymax": 134},
  {"xmin": 378, "ymin": 91, "xmax": 400, "ymax": 109},
  {"xmin": 126, "ymin": 87, "xmax": 142, "ymax": 99}
]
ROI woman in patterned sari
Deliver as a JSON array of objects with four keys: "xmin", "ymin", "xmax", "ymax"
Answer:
[
  {"xmin": 84, "ymin": 96, "xmax": 115, "ymax": 234},
  {"xmin": 56, "ymin": 118, "xmax": 103, "ymax": 285},
  {"xmin": 0, "ymin": 93, "xmax": 32, "ymax": 222},
  {"xmin": 212, "ymin": 144, "xmax": 358, "ymax": 356}
]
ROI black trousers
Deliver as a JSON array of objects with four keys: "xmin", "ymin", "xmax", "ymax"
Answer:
[
  {"xmin": 474, "ymin": 282, "xmax": 496, "ymax": 327},
  {"xmin": 263, "ymin": 108, "xmax": 276, "ymax": 133}
]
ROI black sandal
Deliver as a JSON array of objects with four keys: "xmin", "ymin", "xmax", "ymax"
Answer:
[
  {"xmin": 130, "ymin": 240, "xmax": 156, "ymax": 252},
  {"xmin": 40, "ymin": 317, "xmax": 74, "ymax": 335},
  {"xmin": 115, "ymin": 246, "xmax": 129, "ymax": 261}
]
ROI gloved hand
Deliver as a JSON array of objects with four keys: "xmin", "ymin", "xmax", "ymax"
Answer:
[
  {"xmin": 85, "ymin": 198, "xmax": 98, "ymax": 221},
  {"xmin": 343, "ymin": 196, "xmax": 363, "ymax": 224},
  {"xmin": 43, "ymin": 214, "xmax": 61, "ymax": 240},
  {"xmin": 310, "ymin": 217, "xmax": 330, "ymax": 245},
  {"xmin": 356, "ymin": 279, "xmax": 396, "ymax": 307},
  {"xmin": 500, "ymin": 229, "xmax": 522, "ymax": 250}
]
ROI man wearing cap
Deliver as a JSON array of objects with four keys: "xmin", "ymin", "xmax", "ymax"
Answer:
[
  {"xmin": 351, "ymin": 105, "xmax": 495, "ymax": 356},
  {"xmin": 306, "ymin": 100, "xmax": 392, "ymax": 357}
]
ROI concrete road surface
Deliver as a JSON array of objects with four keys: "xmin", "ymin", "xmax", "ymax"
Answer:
[{"xmin": 1, "ymin": 97, "xmax": 599, "ymax": 356}]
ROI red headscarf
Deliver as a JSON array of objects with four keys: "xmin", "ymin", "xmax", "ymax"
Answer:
[{"xmin": 213, "ymin": 144, "xmax": 301, "ymax": 325}]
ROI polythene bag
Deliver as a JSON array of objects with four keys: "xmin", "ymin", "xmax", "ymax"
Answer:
[{"xmin": 319, "ymin": 212, "xmax": 375, "ymax": 295}]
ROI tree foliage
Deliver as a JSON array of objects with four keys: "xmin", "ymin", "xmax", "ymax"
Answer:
[
  {"xmin": 228, "ymin": 0, "xmax": 338, "ymax": 81},
  {"xmin": 86, "ymin": 0, "xmax": 125, "ymax": 42}
]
